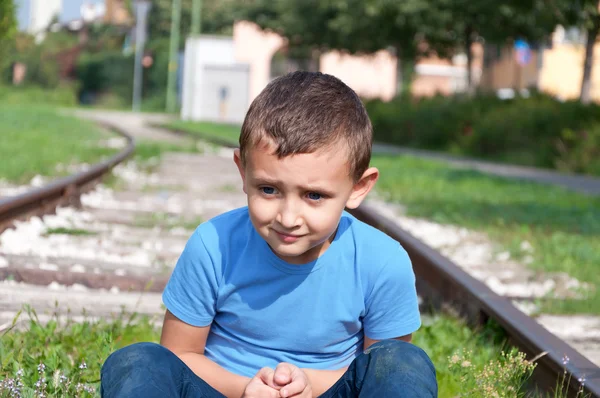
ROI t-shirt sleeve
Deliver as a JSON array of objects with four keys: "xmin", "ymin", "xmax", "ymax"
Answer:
[
  {"xmin": 363, "ymin": 245, "xmax": 421, "ymax": 340},
  {"xmin": 162, "ymin": 227, "xmax": 219, "ymax": 327}
]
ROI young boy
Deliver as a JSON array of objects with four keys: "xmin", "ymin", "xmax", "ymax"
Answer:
[{"xmin": 101, "ymin": 71, "xmax": 437, "ymax": 397}]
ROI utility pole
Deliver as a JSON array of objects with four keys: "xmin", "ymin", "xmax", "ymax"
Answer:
[
  {"xmin": 191, "ymin": 0, "xmax": 202, "ymax": 36},
  {"xmin": 166, "ymin": 0, "xmax": 182, "ymax": 113},
  {"xmin": 132, "ymin": 1, "xmax": 151, "ymax": 112}
]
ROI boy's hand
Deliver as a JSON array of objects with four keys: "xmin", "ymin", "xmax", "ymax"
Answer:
[
  {"xmin": 273, "ymin": 363, "xmax": 312, "ymax": 398},
  {"xmin": 243, "ymin": 367, "xmax": 281, "ymax": 398}
]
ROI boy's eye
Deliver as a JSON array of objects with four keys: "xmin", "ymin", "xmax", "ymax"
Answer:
[
  {"xmin": 307, "ymin": 192, "xmax": 322, "ymax": 201},
  {"xmin": 261, "ymin": 187, "xmax": 276, "ymax": 195}
]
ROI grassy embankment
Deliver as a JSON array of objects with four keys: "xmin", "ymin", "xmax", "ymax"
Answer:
[{"xmin": 0, "ymin": 106, "xmax": 117, "ymax": 184}]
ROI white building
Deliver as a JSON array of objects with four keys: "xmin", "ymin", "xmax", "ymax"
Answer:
[
  {"xmin": 17, "ymin": 0, "xmax": 63, "ymax": 35},
  {"xmin": 181, "ymin": 35, "xmax": 250, "ymax": 124}
]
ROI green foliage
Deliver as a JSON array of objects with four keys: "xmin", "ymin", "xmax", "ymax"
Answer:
[
  {"xmin": 134, "ymin": 139, "xmax": 203, "ymax": 162},
  {"xmin": 366, "ymin": 94, "xmax": 600, "ymax": 175},
  {"xmin": 143, "ymin": 38, "xmax": 171, "ymax": 104},
  {"xmin": 2, "ymin": 31, "xmax": 80, "ymax": 88},
  {"xmin": 447, "ymin": 348, "xmax": 537, "ymax": 397},
  {"xmin": 43, "ymin": 228, "xmax": 98, "ymax": 237},
  {"xmin": 555, "ymin": 126, "xmax": 600, "ymax": 175},
  {"xmin": 164, "ymin": 120, "xmax": 241, "ymax": 146},
  {"xmin": 0, "ymin": 85, "xmax": 78, "ymax": 106},
  {"xmin": 146, "ymin": 0, "xmax": 240, "ymax": 43},
  {"xmin": 243, "ymin": 0, "xmax": 430, "ymax": 58},
  {"xmin": 366, "ymin": 94, "xmax": 505, "ymax": 150},
  {"xmin": 0, "ymin": 105, "xmax": 117, "ymax": 183},
  {"xmin": 0, "ymin": 306, "xmax": 161, "ymax": 397},
  {"xmin": 0, "ymin": 0, "xmax": 17, "ymax": 72},
  {"xmin": 76, "ymin": 51, "xmax": 135, "ymax": 106},
  {"xmin": 241, "ymin": 0, "xmax": 560, "ymax": 69},
  {"xmin": 465, "ymin": 96, "xmax": 599, "ymax": 167}
]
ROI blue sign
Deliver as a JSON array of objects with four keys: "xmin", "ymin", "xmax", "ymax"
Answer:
[{"xmin": 514, "ymin": 39, "xmax": 532, "ymax": 66}]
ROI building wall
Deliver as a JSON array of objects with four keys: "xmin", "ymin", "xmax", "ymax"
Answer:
[
  {"xmin": 233, "ymin": 21, "xmax": 285, "ymax": 104},
  {"xmin": 201, "ymin": 65, "xmax": 250, "ymax": 124},
  {"xmin": 182, "ymin": 35, "xmax": 250, "ymax": 123},
  {"xmin": 479, "ymin": 46, "xmax": 540, "ymax": 92},
  {"xmin": 538, "ymin": 43, "xmax": 600, "ymax": 101},
  {"xmin": 319, "ymin": 50, "xmax": 397, "ymax": 101},
  {"xmin": 103, "ymin": 0, "xmax": 131, "ymax": 25},
  {"xmin": 28, "ymin": 0, "xmax": 62, "ymax": 34}
]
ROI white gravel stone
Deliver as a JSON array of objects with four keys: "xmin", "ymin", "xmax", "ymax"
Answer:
[
  {"xmin": 39, "ymin": 262, "xmax": 59, "ymax": 271},
  {"xmin": 30, "ymin": 175, "xmax": 46, "ymax": 187},
  {"xmin": 70, "ymin": 264, "xmax": 86, "ymax": 273}
]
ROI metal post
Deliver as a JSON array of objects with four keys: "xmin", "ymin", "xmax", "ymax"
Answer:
[
  {"xmin": 191, "ymin": 0, "xmax": 202, "ymax": 36},
  {"xmin": 132, "ymin": 1, "xmax": 151, "ymax": 112},
  {"xmin": 166, "ymin": 0, "xmax": 182, "ymax": 114}
]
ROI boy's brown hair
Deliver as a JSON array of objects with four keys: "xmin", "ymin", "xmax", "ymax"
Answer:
[{"xmin": 239, "ymin": 71, "xmax": 372, "ymax": 182}]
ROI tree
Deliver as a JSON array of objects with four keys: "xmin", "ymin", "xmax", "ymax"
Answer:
[
  {"xmin": 543, "ymin": 0, "xmax": 600, "ymax": 103},
  {"xmin": 241, "ymin": 0, "xmax": 559, "ymax": 95},
  {"xmin": 146, "ymin": 0, "xmax": 241, "ymax": 43},
  {"xmin": 0, "ymin": 0, "xmax": 17, "ymax": 77},
  {"xmin": 241, "ymin": 0, "xmax": 442, "ymax": 94},
  {"xmin": 419, "ymin": 0, "xmax": 558, "ymax": 93}
]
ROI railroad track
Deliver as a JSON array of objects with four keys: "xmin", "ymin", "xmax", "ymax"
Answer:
[{"xmin": 0, "ymin": 114, "xmax": 597, "ymax": 397}]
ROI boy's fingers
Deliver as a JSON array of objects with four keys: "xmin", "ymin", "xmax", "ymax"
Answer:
[
  {"xmin": 279, "ymin": 378, "xmax": 307, "ymax": 398},
  {"xmin": 257, "ymin": 367, "xmax": 280, "ymax": 390},
  {"xmin": 273, "ymin": 363, "xmax": 292, "ymax": 386}
]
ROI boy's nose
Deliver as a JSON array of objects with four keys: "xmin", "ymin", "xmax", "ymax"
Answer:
[{"xmin": 276, "ymin": 201, "xmax": 301, "ymax": 229}]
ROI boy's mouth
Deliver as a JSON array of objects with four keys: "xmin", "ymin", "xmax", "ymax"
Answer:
[{"xmin": 273, "ymin": 229, "xmax": 303, "ymax": 243}]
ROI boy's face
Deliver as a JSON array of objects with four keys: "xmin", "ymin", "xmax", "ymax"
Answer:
[{"xmin": 234, "ymin": 140, "xmax": 378, "ymax": 265}]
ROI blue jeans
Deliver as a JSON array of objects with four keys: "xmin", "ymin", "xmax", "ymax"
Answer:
[{"xmin": 101, "ymin": 340, "xmax": 437, "ymax": 397}]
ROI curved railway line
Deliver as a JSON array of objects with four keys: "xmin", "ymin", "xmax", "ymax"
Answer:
[{"xmin": 0, "ymin": 114, "xmax": 597, "ymax": 397}]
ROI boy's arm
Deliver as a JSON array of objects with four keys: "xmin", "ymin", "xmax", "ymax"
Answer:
[{"xmin": 160, "ymin": 310, "xmax": 251, "ymax": 397}]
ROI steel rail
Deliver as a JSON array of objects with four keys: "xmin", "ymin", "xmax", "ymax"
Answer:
[{"xmin": 0, "ymin": 124, "xmax": 134, "ymax": 233}]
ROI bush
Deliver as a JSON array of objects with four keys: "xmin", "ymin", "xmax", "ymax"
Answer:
[
  {"xmin": 76, "ymin": 50, "xmax": 134, "ymax": 106},
  {"xmin": 366, "ymin": 94, "xmax": 507, "ymax": 151},
  {"xmin": 555, "ymin": 126, "xmax": 600, "ymax": 175},
  {"xmin": 366, "ymin": 93, "xmax": 600, "ymax": 176},
  {"xmin": 0, "ymin": 84, "xmax": 78, "ymax": 106}
]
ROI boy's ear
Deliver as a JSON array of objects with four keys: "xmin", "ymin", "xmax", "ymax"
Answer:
[
  {"xmin": 345, "ymin": 167, "xmax": 379, "ymax": 209},
  {"xmin": 233, "ymin": 149, "xmax": 247, "ymax": 194}
]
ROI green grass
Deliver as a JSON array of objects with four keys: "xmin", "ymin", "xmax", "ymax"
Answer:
[
  {"xmin": 0, "ymin": 85, "xmax": 78, "ymax": 107},
  {"xmin": 0, "ymin": 106, "xmax": 118, "ymax": 184},
  {"xmin": 134, "ymin": 139, "xmax": 203, "ymax": 162},
  {"xmin": 372, "ymin": 155, "xmax": 600, "ymax": 314},
  {"xmin": 0, "ymin": 306, "xmax": 161, "ymax": 397},
  {"xmin": 44, "ymin": 227, "xmax": 98, "ymax": 237},
  {"xmin": 163, "ymin": 120, "xmax": 241, "ymax": 147},
  {"xmin": 1, "ymin": 306, "xmax": 549, "ymax": 398},
  {"xmin": 134, "ymin": 212, "xmax": 204, "ymax": 230}
]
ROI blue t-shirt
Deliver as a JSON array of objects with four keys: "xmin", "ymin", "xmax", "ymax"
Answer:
[{"xmin": 162, "ymin": 207, "xmax": 421, "ymax": 377}]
